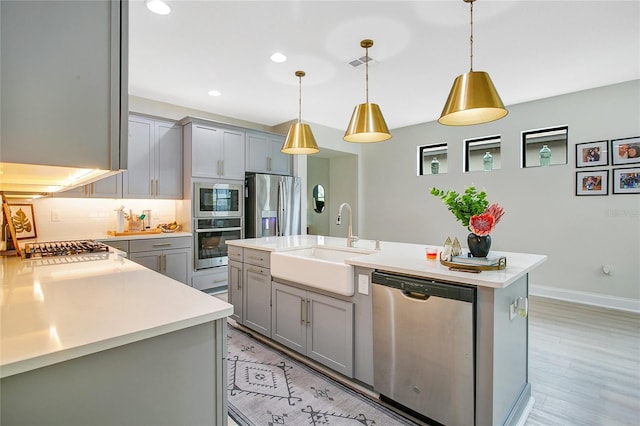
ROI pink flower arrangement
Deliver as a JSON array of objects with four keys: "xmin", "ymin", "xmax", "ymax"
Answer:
[{"xmin": 469, "ymin": 203, "xmax": 504, "ymax": 236}]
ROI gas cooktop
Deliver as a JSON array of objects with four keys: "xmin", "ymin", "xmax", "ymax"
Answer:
[{"xmin": 24, "ymin": 240, "xmax": 110, "ymax": 259}]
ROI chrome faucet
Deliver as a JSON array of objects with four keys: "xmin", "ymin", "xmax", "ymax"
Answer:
[{"xmin": 336, "ymin": 202, "xmax": 358, "ymax": 247}]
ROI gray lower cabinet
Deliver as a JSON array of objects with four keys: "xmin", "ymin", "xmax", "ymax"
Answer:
[
  {"xmin": 228, "ymin": 260, "xmax": 243, "ymax": 324},
  {"xmin": 243, "ymin": 263, "xmax": 272, "ymax": 336},
  {"xmin": 272, "ymin": 281, "xmax": 354, "ymax": 377},
  {"xmin": 129, "ymin": 237, "xmax": 191, "ymax": 285}
]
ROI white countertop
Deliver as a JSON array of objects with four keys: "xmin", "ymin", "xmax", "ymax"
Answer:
[
  {"xmin": 0, "ymin": 252, "xmax": 232, "ymax": 378},
  {"xmin": 226, "ymin": 236, "xmax": 547, "ymax": 289}
]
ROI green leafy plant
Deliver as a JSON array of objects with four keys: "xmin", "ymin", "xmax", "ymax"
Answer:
[{"xmin": 430, "ymin": 186, "xmax": 489, "ymax": 228}]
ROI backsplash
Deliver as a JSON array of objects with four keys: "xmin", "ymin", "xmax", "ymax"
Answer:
[{"xmin": 23, "ymin": 198, "xmax": 180, "ymax": 241}]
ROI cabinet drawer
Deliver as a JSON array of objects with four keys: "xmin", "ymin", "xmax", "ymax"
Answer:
[
  {"xmin": 244, "ymin": 248, "xmax": 270, "ymax": 268},
  {"xmin": 130, "ymin": 236, "xmax": 191, "ymax": 253},
  {"xmin": 228, "ymin": 245, "xmax": 243, "ymax": 262},
  {"xmin": 192, "ymin": 268, "xmax": 228, "ymax": 291}
]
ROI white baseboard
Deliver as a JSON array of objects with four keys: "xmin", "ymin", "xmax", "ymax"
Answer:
[{"xmin": 530, "ymin": 285, "xmax": 640, "ymax": 314}]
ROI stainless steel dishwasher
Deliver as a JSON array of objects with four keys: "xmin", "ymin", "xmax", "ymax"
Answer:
[{"xmin": 372, "ymin": 271, "xmax": 475, "ymax": 426}]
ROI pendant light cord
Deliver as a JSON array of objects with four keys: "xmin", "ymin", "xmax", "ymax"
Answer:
[
  {"xmin": 469, "ymin": 0, "xmax": 474, "ymax": 71},
  {"xmin": 365, "ymin": 44, "xmax": 370, "ymax": 103},
  {"xmin": 298, "ymin": 75, "xmax": 302, "ymax": 123}
]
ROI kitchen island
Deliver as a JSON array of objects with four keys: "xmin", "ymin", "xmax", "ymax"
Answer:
[
  {"xmin": 226, "ymin": 235, "xmax": 546, "ymax": 426},
  {"xmin": 1, "ymin": 251, "xmax": 232, "ymax": 426}
]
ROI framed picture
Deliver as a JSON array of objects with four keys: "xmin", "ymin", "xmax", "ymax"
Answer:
[
  {"xmin": 576, "ymin": 170, "xmax": 608, "ymax": 196},
  {"xmin": 8, "ymin": 204, "xmax": 37, "ymax": 239},
  {"xmin": 612, "ymin": 167, "xmax": 640, "ymax": 194},
  {"xmin": 611, "ymin": 136, "xmax": 640, "ymax": 165},
  {"xmin": 576, "ymin": 140, "xmax": 608, "ymax": 167}
]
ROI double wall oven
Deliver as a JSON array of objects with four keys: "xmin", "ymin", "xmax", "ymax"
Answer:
[{"xmin": 193, "ymin": 181, "xmax": 243, "ymax": 271}]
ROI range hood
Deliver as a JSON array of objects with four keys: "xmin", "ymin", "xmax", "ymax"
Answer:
[{"xmin": 0, "ymin": 162, "xmax": 119, "ymax": 197}]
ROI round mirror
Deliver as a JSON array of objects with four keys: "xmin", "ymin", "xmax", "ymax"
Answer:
[{"xmin": 312, "ymin": 184, "xmax": 325, "ymax": 213}]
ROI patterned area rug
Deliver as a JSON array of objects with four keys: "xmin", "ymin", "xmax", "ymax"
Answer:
[{"xmin": 226, "ymin": 324, "xmax": 417, "ymax": 426}]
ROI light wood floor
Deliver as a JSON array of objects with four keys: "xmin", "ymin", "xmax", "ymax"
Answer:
[
  {"xmin": 215, "ymin": 292, "xmax": 640, "ymax": 425},
  {"xmin": 526, "ymin": 296, "xmax": 640, "ymax": 426}
]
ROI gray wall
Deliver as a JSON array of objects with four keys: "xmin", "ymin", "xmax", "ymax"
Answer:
[{"xmin": 360, "ymin": 80, "xmax": 640, "ymax": 305}]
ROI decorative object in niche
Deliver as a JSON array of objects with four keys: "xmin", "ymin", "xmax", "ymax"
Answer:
[
  {"xmin": 575, "ymin": 170, "xmax": 608, "ymax": 196},
  {"xmin": 430, "ymin": 186, "xmax": 504, "ymax": 258},
  {"xmin": 522, "ymin": 125, "xmax": 568, "ymax": 168},
  {"xmin": 611, "ymin": 136, "xmax": 640, "ymax": 166},
  {"xmin": 612, "ymin": 167, "xmax": 640, "ymax": 194},
  {"xmin": 483, "ymin": 152, "xmax": 493, "ymax": 171},
  {"xmin": 431, "ymin": 157, "xmax": 440, "ymax": 174},
  {"xmin": 576, "ymin": 140, "xmax": 609, "ymax": 168},
  {"xmin": 539, "ymin": 145, "xmax": 551, "ymax": 167}
]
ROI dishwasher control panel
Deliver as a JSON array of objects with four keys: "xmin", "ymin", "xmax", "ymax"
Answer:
[{"xmin": 371, "ymin": 271, "xmax": 475, "ymax": 303}]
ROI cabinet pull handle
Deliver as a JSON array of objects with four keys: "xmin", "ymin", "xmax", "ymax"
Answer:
[
  {"xmin": 150, "ymin": 178, "xmax": 155, "ymax": 196},
  {"xmin": 155, "ymin": 179, "xmax": 159, "ymax": 197},
  {"xmin": 267, "ymin": 157, "xmax": 271, "ymax": 171},
  {"xmin": 211, "ymin": 278, "xmax": 226, "ymax": 284},
  {"xmin": 221, "ymin": 160, "xmax": 225, "ymax": 176},
  {"xmin": 248, "ymin": 256, "xmax": 264, "ymax": 261},
  {"xmin": 247, "ymin": 266, "xmax": 265, "ymax": 275},
  {"xmin": 300, "ymin": 299, "xmax": 305, "ymax": 324},
  {"xmin": 90, "ymin": 183, "xmax": 94, "ymax": 196},
  {"xmin": 217, "ymin": 160, "xmax": 220, "ymax": 175},
  {"xmin": 306, "ymin": 300, "xmax": 311, "ymax": 325},
  {"xmin": 237, "ymin": 269, "xmax": 241, "ymax": 290},
  {"xmin": 152, "ymin": 243, "xmax": 172, "ymax": 247}
]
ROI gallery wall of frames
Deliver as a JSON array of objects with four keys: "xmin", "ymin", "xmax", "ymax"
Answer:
[{"xmin": 575, "ymin": 136, "xmax": 640, "ymax": 196}]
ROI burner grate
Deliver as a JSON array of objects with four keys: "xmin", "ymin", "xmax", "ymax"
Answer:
[{"xmin": 24, "ymin": 240, "xmax": 110, "ymax": 259}]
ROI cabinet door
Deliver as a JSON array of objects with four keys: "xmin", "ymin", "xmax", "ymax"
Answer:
[
  {"xmin": 243, "ymin": 265, "xmax": 272, "ymax": 337},
  {"xmin": 155, "ymin": 121, "xmax": 183, "ymax": 199},
  {"xmin": 271, "ymin": 282, "xmax": 307, "ymax": 353},
  {"xmin": 91, "ymin": 173, "xmax": 122, "ymax": 198},
  {"xmin": 163, "ymin": 248, "xmax": 189, "ymax": 284},
  {"xmin": 1, "ymin": 0, "xmax": 124, "ymax": 170},
  {"xmin": 228, "ymin": 260, "xmax": 243, "ymax": 324},
  {"xmin": 191, "ymin": 124, "xmax": 222, "ymax": 178},
  {"xmin": 245, "ymin": 132, "xmax": 270, "ymax": 173},
  {"xmin": 307, "ymin": 292, "xmax": 354, "ymax": 377},
  {"xmin": 124, "ymin": 116, "xmax": 154, "ymax": 198},
  {"xmin": 129, "ymin": 250, "xmax": 162, "ymax": 273},
  {"xmin": 221, "ymin": 129, "xmax": 245, "ymax": 180},
  {"xmin": 268, "ymin": 136, "xmax": 291, "ymax": 175}
]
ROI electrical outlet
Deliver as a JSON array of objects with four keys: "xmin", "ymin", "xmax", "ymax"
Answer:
[
  {"xmin": 51, "ymin": 209, "xmax": 61, "ymax": 222},
  {"xmin": 509, "ymin": 302, "xmax": 517, "ymax": 320}
]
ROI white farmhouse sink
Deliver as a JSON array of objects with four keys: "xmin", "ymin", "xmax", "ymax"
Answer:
[{"xmin": 270, "ymin": 246, "xmax": 373, "ymax": 296}]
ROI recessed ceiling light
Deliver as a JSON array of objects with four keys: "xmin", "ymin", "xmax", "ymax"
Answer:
[
  {"xmin": 207, "ymin": 90, "xmax": 221, "ymax": 97},
  {"xmin": 270, "ymin": 52, "xmax": 287, "ymax": 63},
  {"xmin": 146, "ymin": 0, "xmax": 171, "ymax": 15}
]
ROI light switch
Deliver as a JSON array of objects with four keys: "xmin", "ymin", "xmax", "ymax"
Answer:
[
  {"xmin": 358, "ymin": 274, "xmax": 369, "ymax": 295},
  {"xmin": 51, "ymin": 209, "xmax": 61, "ymax": 222}
]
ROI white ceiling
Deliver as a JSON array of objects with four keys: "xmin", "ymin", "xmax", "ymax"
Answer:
[{"xmin": 129, "ymin": 0, "xmax": 640, "ymax": 132}]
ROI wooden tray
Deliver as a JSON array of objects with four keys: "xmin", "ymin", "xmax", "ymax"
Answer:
[
  {"xmin": 107, "ymin": 228, "xmax": 162, "ymax": 236},
  {"xmin": 439, "ymin": 254, "xmax": 507, "ymax": 271}
]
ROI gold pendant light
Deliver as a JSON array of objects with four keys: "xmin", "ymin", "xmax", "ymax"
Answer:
[
  {"xmin": 281, "ymin": 71, "xmax": 319, "ymax": 155},
  {"xmin": 439, "ymin": 0, "xmax": 508, "ymax": 126},
  {"xmin": 344, "ymin": 39, "xmax": 392, "ymax": 143}
]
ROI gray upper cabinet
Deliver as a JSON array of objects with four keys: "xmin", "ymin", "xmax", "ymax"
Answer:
[
  {"xmin": 0, "ymin": 0, "xmax": 127, "ymax": 170},
  {"xmin": 246, "ymin": 132, "xmax": 291, "ymax": 175},
  {"xmin": 124, "ymin": 115, "xmax": 183, "ymax": 199},
  {"xmin": 55, "ymin": 173, "xmax": 123, "ymax": 198},
  {"xmin": 183, "ymin": 119, "xmax": 245, "ymax": 180}
]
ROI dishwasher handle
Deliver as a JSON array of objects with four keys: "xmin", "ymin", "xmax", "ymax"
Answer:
[{"xmin": 402, "ymin": 291, "xmax": 431, "ymax": 301}]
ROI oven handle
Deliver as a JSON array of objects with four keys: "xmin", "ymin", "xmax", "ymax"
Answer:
[{"xmin": 195, "ymin": 227, "xmax": 242, "ymax": 233}]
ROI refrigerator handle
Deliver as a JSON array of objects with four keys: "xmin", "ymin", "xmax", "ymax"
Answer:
[{"xmin": 276, "ymin": 179, "xmax": 282, "ymax": 236}]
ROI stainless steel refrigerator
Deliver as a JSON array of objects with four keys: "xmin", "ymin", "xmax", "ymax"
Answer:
[{"xmin": 245, "ymin": 173, "xmax": 301, "ymax": 238}]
